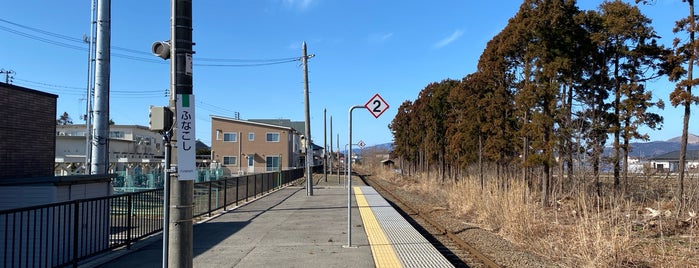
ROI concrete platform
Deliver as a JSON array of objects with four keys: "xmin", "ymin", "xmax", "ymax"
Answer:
[
  {"xmin": 92, "ymin": 175, "xmax": 373, "ymax": 268},
  {"xmin": 89, "ymin": 173, "xmax": 452, "ymax": 267}
]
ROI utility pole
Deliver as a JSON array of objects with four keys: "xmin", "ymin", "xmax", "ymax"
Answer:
[
  {"xmin": 337, "ymin": 133, "xmax": 340, "ymax": 185},
  {"xmin": 84, "ymin": 0, "xmax": 97, "ymax": 174},
  {"xmin": 169, "ymin": 0, "xmax": 194, "ymax": 267},
  {"xmin": 324, "ymin": 108, "xmax": 327, "ymax": 182},
  {"xmin": 90, "ymin": 0, "xmax": 110, "ymax": 174},
  {"xmin": 0, "ymin": 69, "xmax": 15, "ymax": 84},
  {"xmin": 329, "ymin": 116, "xmax": 333, "ymax": 181},
  {"xmin": 302, "ymin": 42, "xmax": 313, "ymax": 196}
]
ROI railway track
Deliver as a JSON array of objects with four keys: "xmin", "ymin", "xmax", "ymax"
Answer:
[{"xmin": 359, "ymin": 174, "xmax": 500, "ymax": 268}]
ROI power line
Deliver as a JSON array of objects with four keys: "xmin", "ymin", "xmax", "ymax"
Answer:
[
  {"xmin": 0, "ymin": 18, "xmax": 83, "ymax": 43},
  {"xmin": 0, "ymin": 25, "xmax": 86, "ymax": 51},
  {"xmin": 197, "ymin": 101, "xmax": 240, "ymax": 119},
  {"xmin": 13, "ymin": 78, "xmax": 167, "ymax": 98},
  {"xmin": 195, "ymin": 58, "xmax": 301, "ymax": 67},
  {"xmin": 0, "ymin": 18, "xmax": 306, "ymax": 67},
  {"xmin": 196, "ymin": 56, "xmax": 300, "ymax": 63}
]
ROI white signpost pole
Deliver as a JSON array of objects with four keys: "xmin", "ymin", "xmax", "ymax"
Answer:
[{"xmin": 344, "ymin": 93, "xmax": 389, "ymax": 248}]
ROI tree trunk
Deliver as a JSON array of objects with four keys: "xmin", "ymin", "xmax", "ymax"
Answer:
[
  {"xmin": 679, "ymin": 0, "xmax": 695, "ymax": 215},
  {"xmin": 613, "ymin": 53, "xmax": 622, "ymax": 191},
  {"xmin": 623, "ymin": 137, "xmax": 629, "ymax": 194},
  {"xmin": 479, "ymin": 133, "xmax": 484, "ymax": 190},
  {"xmin": 566, "ymin": 81, "xmax": 574, "ymax": 191}
]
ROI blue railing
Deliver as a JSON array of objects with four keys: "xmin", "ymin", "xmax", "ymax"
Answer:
[{"xmin": 0, "ymin": 168, "xmax": 305, "ymax": 268}]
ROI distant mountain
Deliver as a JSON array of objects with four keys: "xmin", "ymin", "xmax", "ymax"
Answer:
[
  {"xmin": 341, "ymin": 142, "xmax": 393, "ymax": 155},
  {"xmin": 666, "ymin": 133, "xmax": 699, "ymax": 144},
  {"xmin": 368, "ymin": 142, "xmax": 393, "ymax": 151},
  {"xmin": 626, "ymin": 141, "xmax": 697, "ymax": 158},
  {"xmin": 349, "ymin": 137, "xmax": 699, "ymax": 159},
  {"xmin": 625, "ymin": 134, "xmax": 699, "ymax": 158}
]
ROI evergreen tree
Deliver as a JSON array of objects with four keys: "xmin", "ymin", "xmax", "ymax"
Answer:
[{"xmin": 57, "ymin": 111, "xmax": 73, "ymax": 125}]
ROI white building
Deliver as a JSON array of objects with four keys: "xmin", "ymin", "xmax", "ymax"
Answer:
[
  {"xmin": 55, "ymin": 124, "xmax": 165, "ymax": 176},
  {"xmin": 649, "ymin": 150, "xmax": 699, "ymax": 173}
]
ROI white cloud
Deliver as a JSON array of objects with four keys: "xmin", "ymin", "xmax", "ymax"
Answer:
[
  {"xmin": 368, "ymin": 32, "xmax": 394, "ymax": 44},
  {"xmin": 434, "ymin": 30, "xmax": 463, "ymax": 48},
  {"xmin": 282, "ymin": 0, "xmax": 314, "ymax": 10}
]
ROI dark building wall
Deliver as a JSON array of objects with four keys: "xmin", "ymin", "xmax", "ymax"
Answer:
[{"xmin": 0, "ymin": 82, "xmax": 57, "ymax": 179}]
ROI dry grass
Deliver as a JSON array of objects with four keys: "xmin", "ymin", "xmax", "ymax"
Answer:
[{"xmin": 363, "ymin": 162, "xmax": 699, "ymax": 267}]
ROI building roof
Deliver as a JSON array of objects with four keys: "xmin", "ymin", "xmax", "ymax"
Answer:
[
  {"xmin": 649, "ymin": 150, "xmax": 699, "ymax": 161},
  {"xmin": 196, "ymin": 140, "xmax": 210, "ymax": 150},
  {"xmin": 0, "ymin": 82, "xmax": 58, "ymax": 98},
  {"xmin": 56, "ymin": 124, "xmax": 152, "ymax": 130},
  {"xmin": 211, "ymin": 115, "xmax": 295, "ymax": 131},
  {"xmin": 249, "ymin": 119, "xmax": 306, "ymax": 135}
]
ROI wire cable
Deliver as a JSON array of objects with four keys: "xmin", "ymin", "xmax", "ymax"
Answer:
[
  {"xmin": 195, "ymin": 58, "xmax": 301, "ymax": 67},
  {"xmin": 0, "ymin": 18, "xmax": 307, "ymax": 67}
]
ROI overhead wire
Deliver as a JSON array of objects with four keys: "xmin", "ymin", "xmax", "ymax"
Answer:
[
  {"xmin": 0, "ymin": 18, "xmax": 305, "ymax": 67},
  {"xmin": 197, "ymin": 101, "xmax": 240, "ymax": 118},
  {"xmin": 1, "ymin": 17, "xmax": 309, "ymax": 120},
  {"xmin": 14, "ymin": 78, "xmax": 167, "ymax": 98},
  {"xmin": 195, "ymin": 58, "xmax": 301, "ymax": 67}
]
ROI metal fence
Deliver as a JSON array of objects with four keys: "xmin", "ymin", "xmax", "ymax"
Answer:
[{"xmin": 0, "ymin": 168, "xmax": 305, "ymax": 268}]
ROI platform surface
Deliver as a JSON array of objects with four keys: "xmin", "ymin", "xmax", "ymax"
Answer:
[{"xmin": 90, "ymin": 175, "xmax": 453, "ymax": 268}]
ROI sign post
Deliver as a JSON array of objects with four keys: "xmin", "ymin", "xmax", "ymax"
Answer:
[
  {"xmin": 176, "ymin": 94, "xmax": 196, "ymax": 181},
  {"xmin": 344, "ymin": 93, "xmax": 389, "ymax": 249}
]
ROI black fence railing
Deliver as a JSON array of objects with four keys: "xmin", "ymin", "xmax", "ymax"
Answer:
[{"xmin": 0, "ymin": 168, "xmax": 306, "ymax": 268}]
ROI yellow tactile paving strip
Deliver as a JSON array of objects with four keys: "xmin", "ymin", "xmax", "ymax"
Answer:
[{"xmin": 354, "ymin": 186, "xmax": 403, "ymax": 268}]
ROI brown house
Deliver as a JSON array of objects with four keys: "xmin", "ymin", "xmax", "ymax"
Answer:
[{"xmin": 210, "ymin": 116, "xmax": 305, "ymax": 176}]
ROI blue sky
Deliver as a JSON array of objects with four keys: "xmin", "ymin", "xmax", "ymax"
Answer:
[{"xmin": 0, "ymin": 0, "xmax": 689, "ymax": 148}]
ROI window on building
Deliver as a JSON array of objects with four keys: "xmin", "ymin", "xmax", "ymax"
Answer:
[
  {"xmin": 266, "ymin": 156, "xmax": 280, "ymax": 171},
  {"xmin": 266, "ymin": 132, "xmax": 280, "ymax": 142},
  {"xmin": 70, "ymin": 131, "xmax": 86, "ymax": 136},
  {"xmin": 223, "ymin": 156, "xmax": 237, "ymax": 165},
  {"xmin": 249, "ymin": 132, "xmax": 254, "ymax": 141},
  {"xmin": 135, "ymin": 135, "xmax": 152, "ymax": 145},
  {"xmin": 223, "ymin": 132, "xmax": 237, "ymax": 142},
  {"xmin": 110, "ymin": 131, "xmax": 125, "ymax": 139}
]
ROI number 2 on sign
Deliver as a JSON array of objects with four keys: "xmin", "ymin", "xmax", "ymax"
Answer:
[
  {"xmin": 372, "ymin": 100, "xmax": 383, "ymax": 113},
  {"xmin": 365, "ymin": 93, "xmax": 389, "ymax": 118}
]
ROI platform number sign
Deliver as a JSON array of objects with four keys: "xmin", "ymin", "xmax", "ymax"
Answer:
[{"xmin": 365, "ymin": 93, "xmax": 389, "ymax": 118}]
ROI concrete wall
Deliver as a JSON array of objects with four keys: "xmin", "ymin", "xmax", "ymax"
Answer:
[{"xmin": 0, "ymin": 175, "xmax": 113, "ymax": 210}]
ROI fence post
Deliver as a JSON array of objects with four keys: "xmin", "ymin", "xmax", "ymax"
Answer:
[
  {"xmin": 126, "ymin": 194, "xmax": 133, "ymax": 249},
  {"xmin": 236, "ymin": 177, "xmax": 239, "ymax": 206},
  {"xmin": 208, "ymin": 181, "xmax": 213, "ymax": 217},
  {"xmin": 223, "ymin": 179, "xmax": 228, "ymax": 210},
  {"xmin": 72, "ymin": 201, "xmax": 79, "ymax": 267}
]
